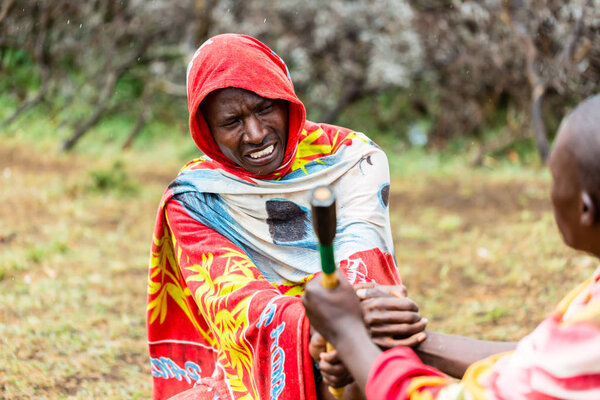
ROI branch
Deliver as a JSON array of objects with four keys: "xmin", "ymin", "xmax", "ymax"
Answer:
[
  {"xmin": 0, "ymin": 0, "xmax": 15, "ymax": 27},
  {"xmin": 0, "ymin": 73, "xmax": 50, "ymax": 127},
  {"xmin": 557, "ymin": 0, "xmax": 587, "ymax": 67},
  {"xmin": 60, "ymin": 29, "xmax": 165, "ymax": 151},
  {"xmin": 502, "ymin": 1, "xmax": 550, "ymax": 161},
  {"xmin": 122, "ymin": 105, "xmax": 150, "ymax": 150},
  {"xmin": 1, "ymin": 2, "xmax": 52, "ymax": 128},
  {"xmin": 123, "ymin": 86, "xmax": 151, "ymax": 149},
  {"xmin": 152, "ymin": 77, "xmax": 186, "ymax": 97},
  {"xmin": 553, "ymin": 0, "xmax": 589, "ymax": 90}
]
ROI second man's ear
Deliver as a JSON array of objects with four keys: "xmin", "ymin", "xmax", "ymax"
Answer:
[{"xmin": 580, "ymin": 191, "xmax": 598, "ymax": 227}]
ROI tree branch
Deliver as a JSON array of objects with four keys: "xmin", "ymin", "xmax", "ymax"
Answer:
[
  {"xmin": 0, "ymin": 0, "xmax": 15, "ymax": 27},
  {"xmin": 60, "ymin": 29, "xmax": 165, "ymax": 151},
  {"xmin": 502, "ymin": 1, "xmax": 550, "ymax": 161}
]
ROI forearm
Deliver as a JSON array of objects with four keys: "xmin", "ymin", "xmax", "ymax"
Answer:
[
  {"xmin": 334, "ymin": 326, "xmax": 383, "ymax": 394},
  {"xmin": 414, "ymin": 330, "xmax": 517, "ymax": 378}
]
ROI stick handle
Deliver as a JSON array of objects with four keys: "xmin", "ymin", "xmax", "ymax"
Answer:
[
  {"xmin": 326, "ymin": 342, "xmax": 345, "ymax": 398},
  {"xmin": 321, "ymin": 271, "xmax": 338, "ymax": 289},
  {"xmin": 311, "ymin": 186, "xmax": 345, "ymax": 398}
]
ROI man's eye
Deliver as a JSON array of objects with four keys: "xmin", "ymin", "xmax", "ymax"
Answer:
[
  {"xmin": 222, "ymin": 119, "xmax": 239, "ymax": 127},
  {"xmin": 259, "ymin": 105, "xmax": 273, "ymax": 114}
]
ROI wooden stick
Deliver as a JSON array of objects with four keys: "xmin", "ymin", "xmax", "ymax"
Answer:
[{"xmin": 311, "ymin": 185, "xmax": 345, "ymax": 399}]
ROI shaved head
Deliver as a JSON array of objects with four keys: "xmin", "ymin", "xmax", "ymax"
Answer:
[
  {"xmin": 549, "ymin": 95, "xmax": 600, "ymax": 256},
  {"xmin": 552, "ymin": 96, "xmax": 600, "ymax": 193}
]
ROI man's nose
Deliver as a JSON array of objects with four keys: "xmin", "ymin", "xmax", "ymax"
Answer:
[{"xmin": 243, "ymin": 115, "xmax": 266, "ymax": 144}]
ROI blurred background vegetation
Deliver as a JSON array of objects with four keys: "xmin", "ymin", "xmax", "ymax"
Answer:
[
  {"xmin": 1, "ymin": 1, "xmax": 599, "ymax": 398},
  {"xmin": 1, "ymin": 0, "xmax": 598, "ymax": 158}
]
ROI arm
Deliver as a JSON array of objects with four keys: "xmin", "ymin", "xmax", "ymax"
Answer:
[
  {"xmin": 303, "ymin": 272, "xmax": 383, "ymax": 394},
  {"xmin": 354, "ymin": 285, "xmax": 515, "ymax": 378},
  {"xmin": 302, "ymin": 274, "xmax": 456, "ymax": 400},
  {"xmin": 414, "ymin": 331, "xmax": 517, "ymax": 378}
]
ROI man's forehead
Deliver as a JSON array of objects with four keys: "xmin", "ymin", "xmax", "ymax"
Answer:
[
  {"xmin": 204, "ymin": 88, "xmax": 266, "ymax": 114},
  {"xmin": 211, "ymin": 87, "xmax": 262, "ymax": 102}
]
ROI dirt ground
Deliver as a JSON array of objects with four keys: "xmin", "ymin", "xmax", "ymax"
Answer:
[{"xmin": 1, "ymin": 139, "xmax": 595, "ymax": 398}]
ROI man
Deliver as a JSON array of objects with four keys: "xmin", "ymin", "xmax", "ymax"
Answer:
[
  {"xmin": 146, "ymin": 34, "xmax": 426, "ymax": 400},
  {"xmin": 303, "ymin": 95, "xmax": 600, "ymax": 399}
]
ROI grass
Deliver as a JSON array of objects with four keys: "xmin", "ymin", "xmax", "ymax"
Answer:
[
  {"xmin": 1, "ymin": 98, "xmax": 596, "ymax": 398},
  {"xmin": 0, "ymin": 137, "xmax": 161, "ymax": 398},
  {"xmin": 390, "ymin": 169, "xmax": 593, "ymax": 340}
]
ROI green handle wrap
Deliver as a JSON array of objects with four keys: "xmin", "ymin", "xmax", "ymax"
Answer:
[
  {"xmin": 310, "ymin": 185, "xmax": 344, "ymax": 398},
  {"xmin": 311, "ymin": 185, "xmax": 339, "ymax": 291},
  {"xmin": 318, "ymin": 244, "xmax": 336, "ymax": 275}
]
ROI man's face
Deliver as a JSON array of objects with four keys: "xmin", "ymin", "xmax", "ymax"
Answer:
[{"xmin": 200, "ymin": 88, "xmax": 288, "ymax": 176}]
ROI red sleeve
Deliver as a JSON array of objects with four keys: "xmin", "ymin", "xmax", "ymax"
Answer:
[{"xmin": 366, "ymin": 347, "xmax": 450, "ymax": 400}]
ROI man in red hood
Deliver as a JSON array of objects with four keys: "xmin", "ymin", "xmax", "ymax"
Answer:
[{"xmin": 147, "ymin": 34, "xmax": 426, "ymax": 400}]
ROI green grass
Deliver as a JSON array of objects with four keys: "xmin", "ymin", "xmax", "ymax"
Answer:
[{"xmin": 1, "ymin": 94, "xmax": 594, "ymax": 398}]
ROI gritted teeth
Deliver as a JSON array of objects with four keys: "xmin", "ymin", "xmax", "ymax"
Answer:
[{"xmin": 249, "ymin": 144, "xmax": 274, "ymax": 159}]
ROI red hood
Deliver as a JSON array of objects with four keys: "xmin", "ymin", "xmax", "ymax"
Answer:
[{"xmin": 186, "ymin": 33, "xmax": 306, "ymax": 179}]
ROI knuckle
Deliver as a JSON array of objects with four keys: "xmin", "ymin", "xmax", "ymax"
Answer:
[
  {"xmin": 362, "ymin": 298, "xmax": 377, "ymax": 310},
  {"xmin": 364, "ymin": 314, "xmax": 375, "ymax": 325},
  {"xmin": 369, "ymin": 298, "xmax": 384, "ymax": 309}
]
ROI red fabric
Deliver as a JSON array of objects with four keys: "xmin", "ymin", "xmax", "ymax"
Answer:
[
  {"xmin": 148, "ymin": 200, "xmax": 316, "ymax": 400},
  {"xmin": 148, "ymin": 198, "xmax": 400, "ymax": 399},
  {"xmin": 186, "ymin": 33, "xmax": 306, "ymax": 180},
  {"xmin": 366, "ymin": 347, "xmax": 447, "ymax": 400},
  {"xmin": 338, "ymin": 248, "xmax": 401, "ymax": 287}
]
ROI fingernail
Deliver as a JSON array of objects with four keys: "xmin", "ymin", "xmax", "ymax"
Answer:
[
  {"xmin": 356, "ymin": 289, "xmax": 366, "ymax": 298},
  {"xmin": 422, "ymin": 318, "xmax": 428, "ymax": 324},
  {"xmin": 418, "ymin": 332, "xmax": 427, "ymax": 341}
]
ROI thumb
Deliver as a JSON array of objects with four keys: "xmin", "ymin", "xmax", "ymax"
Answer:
[
  {"xmin": 312, "ymin": 331, "xmax": 326, "ymax": 345},
  {"xmin": 355, "ymin": 287, "xmax": 390, "ymax": 300}
]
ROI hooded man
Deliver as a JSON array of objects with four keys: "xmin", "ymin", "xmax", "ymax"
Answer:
[{"xmin": 147, "ymin": 34, "xmax": 426, "ymax": 400}]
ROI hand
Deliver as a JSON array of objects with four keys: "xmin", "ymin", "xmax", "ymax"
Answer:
[
  {"xmin": 320, "ymin": 349, "xmax": 354, "ymax": 388},
  {"xmin": 302, "ymin": 272, "xmax": 366, "ymax": 349},
  {"xmin": 309, "ymin": 330, "xmax": 327, "ymax": 361},
  {"xmin": 353, "ymin": 283, "xmax": 407, "ymax": 298},
  {"xmin": 356, "ymin": 285, "xmax": 427, "ymax": 349},
  {"xmin": 304, "ymin": 274, "xmax": 386, "ymax": 396},
  {"xmin": 309, "ymin": 332, "xmax": 354, "ymax": 388}
]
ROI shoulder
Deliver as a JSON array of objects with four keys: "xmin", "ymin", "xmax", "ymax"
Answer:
[
  {"xmin": 305, "ymin": 120, "xmax": 372, "ymax": 144},
  {"xmin": 303, "ymin": 120, "xmax": 386, "ymax": 156},
  {"xmin": 558, "ymin": 266, "xmax": 600, "ymax": 325},
  {"xmin": 180, "ymin": 156, "xmax": 220, "ymax": 172},
  {"xmin": 304, "ymin": 120, "xmax": 354, "ymax": 136}
]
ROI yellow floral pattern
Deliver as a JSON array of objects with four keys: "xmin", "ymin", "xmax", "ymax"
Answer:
[
  {"xmin": 147, "ymin": 224, "xmax": 206, "ymax": 336},
  {"xmin": 290, "ymin": 127, "xmax": 367, "ymax": 174},
  {"xmin": 185, "ymin": 247, "xmax": 261, "ymax": 399}
]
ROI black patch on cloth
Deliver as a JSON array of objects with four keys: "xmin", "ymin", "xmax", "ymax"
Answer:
[
  {"xmin": 266, "ymin": 199, "xmax": 309, "ymax": 242},
  {"xmin": 380, "ymin": 184, "xmax": 390, "ymax": 207}
]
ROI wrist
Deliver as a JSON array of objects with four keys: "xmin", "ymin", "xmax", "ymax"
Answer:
[
  {"xmin": 329, "ymin": 319, "xmax": 369, "ymax": 352},
  {"xmin": 333, "ymin": 323, "xmax": 382, "ymax": 393},
  {"xmin": 335, "ymin": 322, "xmax": 379, "ymax": 361}
]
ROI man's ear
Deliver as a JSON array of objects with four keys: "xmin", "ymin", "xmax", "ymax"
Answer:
[{"xmin": 580, "ymin": 191, "xmax": 598, "ymax": 227}]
